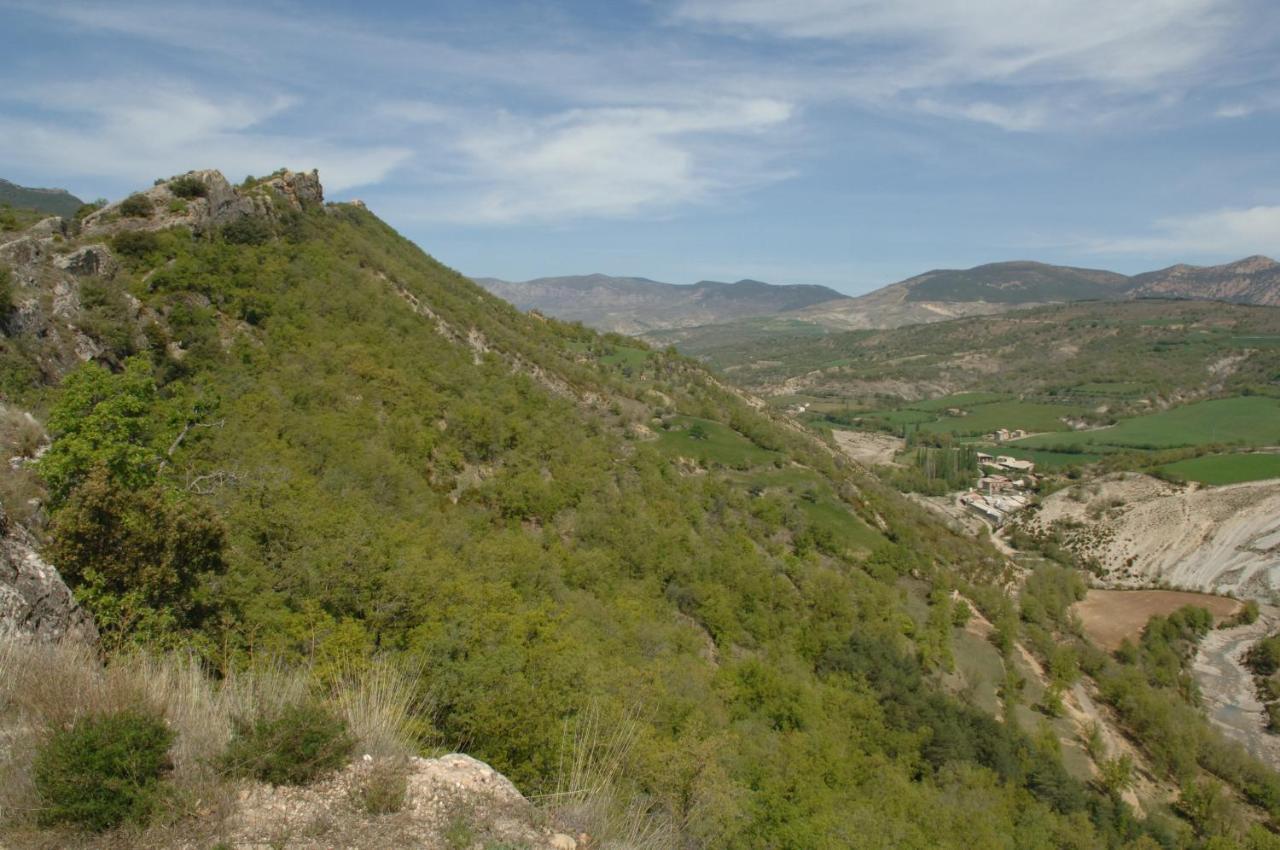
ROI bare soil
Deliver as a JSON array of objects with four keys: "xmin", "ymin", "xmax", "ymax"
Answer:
[
  {"xmin": 831, "ymin": 429, "xmax": 904, "ymax": 467},
  {"xmin": 1073, "ymin": 589, "xmax": 1241, "ymax": 651}
]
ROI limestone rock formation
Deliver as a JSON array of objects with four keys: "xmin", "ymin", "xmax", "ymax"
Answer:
[
  {"xmin": 0, "ymin": 504, "xmax": 97, "ymax": 644},
  {"xmin": 229, "ymin": 752, "xmax": 581, "ymax": 850},
  {"xmin": 80, "ymin": 168, "xmax": 324, "ymax": 239}
]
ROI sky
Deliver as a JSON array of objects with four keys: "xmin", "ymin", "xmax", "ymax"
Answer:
[{"xmin": 1, "ymin": 0, "xmax": 1278, "ymax": 294}]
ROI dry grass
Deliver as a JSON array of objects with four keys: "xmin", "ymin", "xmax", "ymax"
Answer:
[
  {"xmin": 543, "ymin": 704, "xmax": 680, "ymax": 850},
  {"xmin": 0, "ymin": 406, "xmax": 45, "ymax": 460},
  {"xmin": 0, "ymin": 640, "xmax": 424, "ymax": 848},
  {"xmin": 329, "ymin": 659, "xmax": 428, "ymax": 759}
]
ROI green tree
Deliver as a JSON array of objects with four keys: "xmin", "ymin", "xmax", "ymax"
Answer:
[
  {"xmin": 45, "ymin": 468, "xmax": 226, "ymax": 647},
  {"xmin": 37, "ymin": 356, "xmax": 162, "ymax": 504}
]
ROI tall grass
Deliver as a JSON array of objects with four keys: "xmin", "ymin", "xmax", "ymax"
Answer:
[
  {"xmin": 0, "ymin": 639, "xmax": 423, "ymax": 842},
  {"xmin": 543, "ymin": 703, "xmax": 679, "ymax": 850}
]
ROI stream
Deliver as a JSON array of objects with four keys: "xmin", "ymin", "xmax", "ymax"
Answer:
[{"xmin": 1192, "ymin": 609, "xmax": 1280, "ymax": 770}]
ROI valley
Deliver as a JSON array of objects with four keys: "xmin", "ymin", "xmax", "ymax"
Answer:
[{"xmin": 3, "ymin": 173, "xmax": 1280, "ymax": 848}]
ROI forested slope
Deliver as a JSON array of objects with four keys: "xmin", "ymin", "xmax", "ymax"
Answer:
[{"xmin": 2, "ymin": 170, "xmax": 1279, "ymax": 848}]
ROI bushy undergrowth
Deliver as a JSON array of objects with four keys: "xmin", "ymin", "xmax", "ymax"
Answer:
[
  {"xmin": 222, "ymin": 700, "xmax": 354, "ymax": 786},
  {"xmin": 33, "ymin": 710, "xmax": 172, "ymax": 831},
  {"xmin": 167, "ymin": 176, "xmax": 208, "ymax": 200},
  {"xmin": 0, "ymin": 641, "xmax": 421, "ymax": 843},
  {"xmin": 118, "ymin": 195, "xmax": 153, "ymax": 218}
]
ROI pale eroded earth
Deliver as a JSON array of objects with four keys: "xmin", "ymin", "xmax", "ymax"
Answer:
[{"xmin": 1032, "ymin": 473, "xmax": 1280, "ymax": 599}]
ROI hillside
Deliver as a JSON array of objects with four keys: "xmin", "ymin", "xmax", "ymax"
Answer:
[
  {"xmin": 473, "ymin": 272, "xmax": 848, "ymax": 334},
  {"xmin": 6, "ymin": 171, "xmax": 1280, "ymax": 847},
  {"xmin": 666, "ymin": 299, "xmax": 1280, "ymax": 404},
  {"xmin": 0, "ymin": 177, "xmax": 84, "ymax": 218}
]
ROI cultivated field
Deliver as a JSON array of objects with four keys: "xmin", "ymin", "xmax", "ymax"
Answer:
[
  {"xmin": 1161, "ymin": 452, "xmax": 1280, "ymax": 485},
  {"xmin": 1014, "ymin": 396, "xmax": 1280, "ymax": 451},
  {"xmin": 1073, "ymin": 589, "xmax": 1241, "ymax": 651}
]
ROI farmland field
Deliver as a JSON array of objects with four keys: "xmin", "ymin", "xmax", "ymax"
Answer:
[
  {"xmin": 1072, "ymin": 589, "xmax": 1241, "ymax": 651},
  {"xmin": 916, "ymin": 399, "xmax": 1087, "ymax": 436},
  {"xmin": 990, "ymin": 446, "xmax": 1105, "ymax": 469},
  {"xmin": 1161, "ymin": 452, "xmax": 1280, "ymax": 485},
  {"xmin": 1013, "ymin": 396, "xmax": 1280, "ymax": 451}
]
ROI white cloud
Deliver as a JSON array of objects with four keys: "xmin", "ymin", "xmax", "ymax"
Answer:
[
  {"xmin": 1092, "ymin": 205, "xmax": 1280, "ymax": 255},
  {"xmin": 673, "ymin": 0, "xmax": 1233, "ymax": 86},
  {"xmin": 431, "ymin": 99, "xmax": 794, "ymax": 223},
  {"xmin": 0, "ymin": 80, "xmax": 411, "ymax": 193},
  {"xmin": 671, "ymin": 0, "xmax": 1260, "ymax": 131}
]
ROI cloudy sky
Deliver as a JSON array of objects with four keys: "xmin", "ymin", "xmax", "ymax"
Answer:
[{"xmin": 2, "ymin": 0, "xmax": 1278, "ymax": 292}]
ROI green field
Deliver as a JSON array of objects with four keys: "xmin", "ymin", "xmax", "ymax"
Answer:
[
  {"xmin": 1014, "ymin": 396, "xmax": 1280, "ymax": 451},
  {"xmin": 1160, "ymin": 452, "xmax": 1280, "ymax": 485},
  {"xmin": 906, "ymin": 392, "xmax": 1008, "ymax": 411},
  {"xmin": 656, "ymin": 416, "xmax": 782, "ymax": 466},
  {"xmin": 916, "ymin": 399, "xmax": 1086, "ymax": 436},
  {"xmin": 991, "ymin": 446, "xmax": 1105, "ymax": 469}
]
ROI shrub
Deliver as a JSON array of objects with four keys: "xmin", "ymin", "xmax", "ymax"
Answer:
[
  {"xmin": 352, "ymin": 758, "xmax": 408, "ymax": 814},
  {"xmin": 111, "ymin": 229, "xmax": 162, "ymax": 259},
  {"xmin": 75, "ymin": 199, "xmax": 107, "ymax": 221},
  {"xmin": 33, "ymin": 709, "xmax": 173, "ymax": 831},
  {"xmin": 168, "ymin": 175, "xmax": 208, "ymax": 199},
  {"xmin": 221, "ymin": 216, "xmax": 272, "ymax": 245},
  {"xmin": 119, "ymin": 194, "xmax": 154, "ymax": 218},
  {"xmin": 222, "ymin": 701, "xmax": 354, "ymax": 786}
]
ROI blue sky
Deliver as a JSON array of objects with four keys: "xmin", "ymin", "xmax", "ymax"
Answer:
[{"xmin": 1, "ymin": 0, "xmax": 1278, "ymax": 294}]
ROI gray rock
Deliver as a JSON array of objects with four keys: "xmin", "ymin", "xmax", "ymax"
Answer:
[
  {"xmin": 0, "ymin": 505, "xmax": 97, "ymax": 644},
  {"xmin": 54, "ymin": 244, "xmax": 117, "ymax": 278}
]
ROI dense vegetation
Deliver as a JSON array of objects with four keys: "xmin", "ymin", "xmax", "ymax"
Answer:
[{"xmin": 4, "ymin": 176, "xmax": 1280, "ymax": 847}]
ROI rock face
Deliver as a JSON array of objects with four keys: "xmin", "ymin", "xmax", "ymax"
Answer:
[
  {"xmin": 0, "ymin": 504, "xmax": 97, "ymax": 644},
  {"xmin": 81, "ymin": 168, "xmax": 324, "ymax": 239},
  {"xmin": 53, "ymin": 244, "xmax": 118, "ymax": 278}
]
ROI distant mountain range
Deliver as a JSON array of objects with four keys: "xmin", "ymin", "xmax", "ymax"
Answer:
[
  {"xmin": 472, "ymin": 273, "xmax": 849, "ymax": 334},
  {"xmin": 790, "ymin": 256, "xmax": 1280, "ymax": 331},
  {"xmin": 0, "ymin": 177, "xmax": 84, "ymax": 218},
  {"xmin": 483, "ymin": 256, "xmax": 1280, "ymax": 340}
]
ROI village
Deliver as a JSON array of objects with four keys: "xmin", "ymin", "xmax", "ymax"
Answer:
[{"xmin": 959, "ymin": 448, "xmax": 1038, "ymax": 528}]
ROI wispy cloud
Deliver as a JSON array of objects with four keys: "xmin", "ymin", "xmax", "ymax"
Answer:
[
  {"xmin": 671, "ymin": 0, "xmax": 1264, "ymax": 132},
  {"xmin": 0, "ymin": 78, "xmax": 411, "ymax": 192},
  {"xmin": 445, "ymin": 100, "xmax": 793, "ymax": 222},
  {"xmin": 1091, "ymin": 205, "xmax": 1280, "ymax": 256}
]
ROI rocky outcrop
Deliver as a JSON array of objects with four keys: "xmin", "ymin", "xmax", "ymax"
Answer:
[
  {"xmin": 229, "ymin": 753, "xmax": 583, "ymax": 850},
  {"xmin": 0, "ymin": 504, "xmax": 97, "ymax": 644},
  {"xmin": 54, "ymin": 244, "xmax": 118, "ymax": 278},
  {"xmin": 81, "ymin": 168, "xmax": 324, "ymax": 239}
]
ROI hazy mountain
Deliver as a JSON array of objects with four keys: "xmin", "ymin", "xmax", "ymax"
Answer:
[
  {"xmin": 1128, "ymin": 255, "xmax": 1280, "ymax": 306},
  {"xmin": 0, "ymin": 177, "xmax": 84, "ymax": 218},
  {"xmin": 472, "ymin": 272, "xmax": 849, "ymax": 334},
  {"xmin": 801, "ymin": 257, "xmax": 1280, "ymax": 329}
]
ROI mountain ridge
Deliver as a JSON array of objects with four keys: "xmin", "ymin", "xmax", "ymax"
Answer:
[
  {"xmin": 0, "ymin": 176, "xmax": 85, "ymax": 218},
  {"xmin": 473, "ymin": 273, "xmax": 848, "ymax": 334},
  {"xmin": 480, "ymin": 256, "xmax": 1280, "ymax": 338}
]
